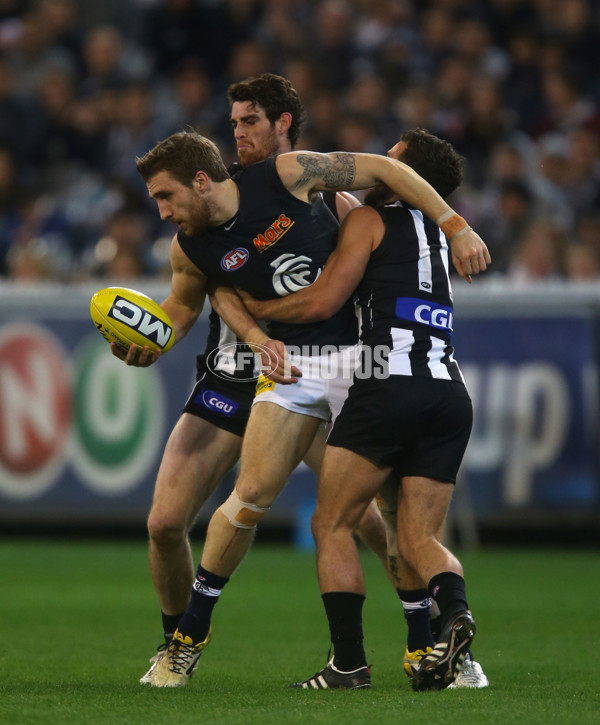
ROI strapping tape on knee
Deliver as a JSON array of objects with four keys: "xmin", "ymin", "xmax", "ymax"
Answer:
[{"xmin": 220, "ymin": 490, "xmax": 270, "ymax": 530}]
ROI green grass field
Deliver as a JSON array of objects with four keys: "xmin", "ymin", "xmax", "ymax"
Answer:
[{"xmin": 0, "ymin": 540, "xmax": 598, "ymax": 724}]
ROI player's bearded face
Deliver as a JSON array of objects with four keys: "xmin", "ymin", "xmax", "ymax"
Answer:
[
  {"xmin": 147, "ymin": 171, "xmax": 211, "ymax": 236},
  {"xmin": 239, "ymin": 124, "xmax": 279, "ymax": 166},
  {"xmin": 231, "ymin": 101, "xmax": 282, "ymax": 166}
]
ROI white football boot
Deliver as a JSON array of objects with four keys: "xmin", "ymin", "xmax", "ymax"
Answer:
[
  {"xmin": 147, "ymin": 628, "xmax": 211, "ymax": 688},
  {"xmin": 447, "ymin": 651, "xmax": 490, "ymax": 688}
]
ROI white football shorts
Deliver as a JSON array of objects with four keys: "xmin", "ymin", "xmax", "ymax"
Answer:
[{"xmin": 252, "ymin": 345, "xmax": 360, "ymax": 424}]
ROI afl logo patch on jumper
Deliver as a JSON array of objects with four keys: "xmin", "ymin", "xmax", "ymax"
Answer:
[{"xmin": 221, "ymin": 248, "xmax": 249, "ymax": 271}]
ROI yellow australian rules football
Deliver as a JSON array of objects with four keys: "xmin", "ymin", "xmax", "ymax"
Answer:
[{"xmin": 90, "ymin": 287, "xmax": 175, "ymax": 355}]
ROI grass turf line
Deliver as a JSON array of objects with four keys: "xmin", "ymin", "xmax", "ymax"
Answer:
[{"xmin": 0, "ymin": 541, "xmax": 598, "ymax": 724}]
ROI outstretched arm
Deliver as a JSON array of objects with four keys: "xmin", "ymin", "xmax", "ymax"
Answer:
[
  {"xmin": 278, "ymin": 151, "xmax": 448, "ymax": 216},
  {"xmin": 276, "ymin": 151, "xmax": 490, "ymax": 281},
  {"xmin": 239, "ymin": 202, "xmax": 490, "ymax": 324}
]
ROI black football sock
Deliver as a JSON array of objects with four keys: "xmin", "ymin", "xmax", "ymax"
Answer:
[
  {"xmin": 428, "ymin": 571, "xmax": 469, "ymax": 632},
  {"xmin": 322, "ymin": 592, "xmax": 367, "ymax": 671},
  {"xmin": 430, "ymin": 615, "xmax": 441, "ymax": 641},
  {"xmin": 175, "ymin": 565, "xmax": 229, "ymax": 644},
  {"xmin": 397, "ymin": 588, "xmax": 434, "ymax": 652},
  {"xmin": 161, "ymin": 611, "xmax": 184, "ymax": 644}
]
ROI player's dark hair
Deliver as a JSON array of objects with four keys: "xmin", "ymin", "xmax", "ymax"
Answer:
[
  {"xmin": 136, "ymin": 131, "xmax": 230, "ymax": 186},
  {"xmin": 398, "ymin": 128, "xmax": 464, "ymax": 198},
  {"xmin": 228, "ymin": 73, "xmax": 306, "ymax": 148}
]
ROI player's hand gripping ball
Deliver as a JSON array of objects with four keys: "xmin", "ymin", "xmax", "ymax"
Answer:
[{"xmin": 90, "ymin": 287, "xmax": 174, "ymax": 356}]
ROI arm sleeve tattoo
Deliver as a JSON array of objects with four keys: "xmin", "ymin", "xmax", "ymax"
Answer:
[{"xmin": 292, "ymin": 152, "xmax": 356, "ymax": 191}]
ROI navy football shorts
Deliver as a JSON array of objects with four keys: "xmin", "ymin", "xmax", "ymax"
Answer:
[{"xmin": 183, "ymin": 366, "xmax": 255, "ymax": 437}]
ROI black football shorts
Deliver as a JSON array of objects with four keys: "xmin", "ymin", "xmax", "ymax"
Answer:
[{"xmin": 327, "ymin": 375, "xmax": 472, "ymax": 484}]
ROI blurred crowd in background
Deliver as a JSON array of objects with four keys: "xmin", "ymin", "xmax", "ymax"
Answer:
[{"xmin": 0, "ymin": 0, "xmax": 599, "ymax": 284}]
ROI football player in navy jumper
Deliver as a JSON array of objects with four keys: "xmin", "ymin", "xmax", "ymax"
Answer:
[{"xmin": 133, "ymin": 75, "xmax": 392, "ymax": 685}]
